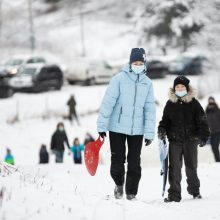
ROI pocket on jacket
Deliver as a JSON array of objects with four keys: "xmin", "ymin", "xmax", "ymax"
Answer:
[{"xmin": 118, "ymin": 107, "xmax": 122, "ymax": 123}]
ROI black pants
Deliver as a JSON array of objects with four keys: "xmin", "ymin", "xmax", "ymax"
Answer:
[
  {"xmin": 168, "ymin": 141, "xmax": 200, "ymax": 201},
  {"xmin": 69, "ymin": 110, "xmax": 80, "ymax": 125},
  {"xmin": 109, "ymin": 131, "xmax": 143, "ymax": 195},
  {"xmin": 74, "ymin": 158, "xmax": 82, "ymax": 164},
  {"xmin": 210, "ymin": 133, "xmax": 220, "ymax": 162},
  {"xmin": 54, "ymin": 150, "xmax": 64, "ymax": 163}
]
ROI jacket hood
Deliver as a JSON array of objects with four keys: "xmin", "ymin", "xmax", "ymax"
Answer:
[
  {"xmin": 122, "ymin": 64, "xmax": 147, "ymax": 82},
  {"xmin": 168, "ymin": 85, "xmax": 196, "ymax": 103}
]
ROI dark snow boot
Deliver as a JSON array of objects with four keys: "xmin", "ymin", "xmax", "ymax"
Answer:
[
  {"xmin": 193, "ymin": 193, "xmax": 202, "ymax": 199},
  {"xmin": 126, "ymin": 194, "xmax": 136, "ymax": 201},
  {"xmin": 114, "ymin": 185, "xmax": 123, "ymax": 199},
  {"xmin": 164, "ymin": 197, "xmax": 180, "ymax": 203}
]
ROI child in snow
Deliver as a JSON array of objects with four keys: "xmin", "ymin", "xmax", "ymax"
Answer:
[
  {"xmin": 4, "ymin": 148, "xmax": 15, "ymax": 165},
  {"xmin": 158, "ymin": 76, "xmax": 210, "ymax": 202},
  {"xmin": 39, "ymin": 144, "xmax": 49, "ymax": 164},
  {"xmin": 97, "ymin": 48, "xmax": 156, "ymax": 200},
  {"xmin": 70, "ymin": 138, "xmax": 84, "ymax": 164}
]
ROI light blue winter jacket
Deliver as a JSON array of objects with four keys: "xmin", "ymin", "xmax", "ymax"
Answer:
[{"xmin": 97, "ymin": 64, "xmax": 156, "ymax": 140}]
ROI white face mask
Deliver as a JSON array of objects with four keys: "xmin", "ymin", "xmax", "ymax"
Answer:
[
  {"xmin": 131, "ymin": 65, "xmax": 145, "ymax": 74},
  {"xmin": 175, "ymin": 90, "xmax": 187, "ymax": 98}
]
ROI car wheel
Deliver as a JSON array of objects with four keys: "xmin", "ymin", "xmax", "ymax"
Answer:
[
  {"xmin": 67, "ymin": 80, "xmax": 76, "ymax": 85},
  {"xmin": 0, "ymin": 88, "xmax": 14, "ymax": 98},
  {"xmin": 85, "ymin": 77, "xmax": 95, "ymax": 86}
]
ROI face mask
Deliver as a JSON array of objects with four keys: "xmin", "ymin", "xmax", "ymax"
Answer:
[
  {"xmin": 175, "ymin": 90, "xmax": 187, "ymax": 98},
  {"xmin": 131, "ymin": 65, "xmax": 145, "ymax": 74},
  {"xmin": 58, "ymin": 127, "xmax": 64, "ymax": 131}
]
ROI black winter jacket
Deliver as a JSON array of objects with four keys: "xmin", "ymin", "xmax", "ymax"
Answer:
[
  {"xmin": 158, "ymin": 86, "xmax": 210, "ymax": 143},
  {"xmin": 206, "ymin": 104, "xmax": 220, "ymax": 135},
  {"xmin": 51, "ymin": 130, "xmax": 70, "ymax": 151}
]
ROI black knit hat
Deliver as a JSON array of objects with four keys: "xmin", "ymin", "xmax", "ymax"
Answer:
[
  {"xmin": 130, "ymin": 48, "xmax": 146, "ymax": 64},
  {"xmin": 173, "ymin": 76, "xmax": 190, "ymax": 91}
]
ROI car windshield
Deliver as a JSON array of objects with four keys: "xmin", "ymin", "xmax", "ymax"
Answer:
[
  {"xmin": 5, "ymin": 59, "xmax": 24, "ymax": 66},
  {"xmin": 175, "ymin": 56, "xmax": 191, "ymax": 65}
]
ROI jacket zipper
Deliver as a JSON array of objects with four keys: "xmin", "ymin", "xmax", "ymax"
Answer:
[
  {"xmin": 131, "ymin": 75, "xmax": 139, "ymax": 134},
  {"xmin": 118, "ymin": 106, "xmax": 122, "ymax": 123}
]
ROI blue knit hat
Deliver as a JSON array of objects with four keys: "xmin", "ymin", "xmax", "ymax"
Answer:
[{"xmin": 130, "ymin": 48, "xmax": 146, "ymax": 64}]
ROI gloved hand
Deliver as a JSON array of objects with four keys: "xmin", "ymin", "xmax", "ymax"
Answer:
[
  {"xmin": 145, "ymin": 139, "xmax": 152, "ymax": 146},
  {"xmin": 99, "ymin": 132, "xmax": 106, "ymax": 138},
  {"xmin": 158, "ymin": 128, "xmax": 166, "ymax": 140},
  {"xmin": 198, "ymin": 139, "xmax": 207, "ymax": 147}
]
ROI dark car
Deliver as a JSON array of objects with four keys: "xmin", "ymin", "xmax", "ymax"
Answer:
[
  {"xmin": 168, "ymin": 55, "xmax": 206, "ymax": 75},
  {"xmin": 0, "ymin": 56, "xmax": 46, "ymax": 76},
  {"xmin": 9, "ymin": 63, "xmax": 63, "ymax": 92},
  {"xmin": 147, "ymin": 59, "xmax": 168, "ymax": 79}
]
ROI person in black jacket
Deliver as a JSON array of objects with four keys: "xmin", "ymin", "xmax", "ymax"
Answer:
[
  {"xmin": 51, "ymin": 122, "xmax": 70, "ymax": 163},
  {"xmin": 158, "ymin": 76, "xmax": 210, "ymax": 203},
  {"xmin": 206, "ymin": 97, "xmax": 220, "ymax": 162},
  {"xmin": 39, "ymin": 144, "xmax": 49, "ymax": 164},
  {"xmin": 67, "ymin": 95, "xmax": 80, "ymax": 125}
]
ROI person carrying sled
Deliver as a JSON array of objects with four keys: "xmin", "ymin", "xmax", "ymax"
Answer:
[
  {"xmin": 158, "ymin": 76, "xmax": 210, "ymax": 202},
  {"xmin": 97, "ymin": 48, "xmax": 156, "ymax": 200}
]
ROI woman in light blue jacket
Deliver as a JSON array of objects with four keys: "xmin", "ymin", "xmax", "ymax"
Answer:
[{"xmin": 97, "ymin": 48, "xmax": 156, "ymax": 200}]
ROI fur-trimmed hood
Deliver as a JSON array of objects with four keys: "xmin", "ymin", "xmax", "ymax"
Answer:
[{"xmin": 168, "ymin": 85, "xmax": 196, "ymax": 103}]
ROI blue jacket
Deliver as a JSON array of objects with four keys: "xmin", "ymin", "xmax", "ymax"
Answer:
[
  {"xmin": 71, "ymin": 145, "xmax": 84, "ymax": 159},
  {"xmin": 97, "ymin": 64, "xmax": 156, "ymax": 140}
]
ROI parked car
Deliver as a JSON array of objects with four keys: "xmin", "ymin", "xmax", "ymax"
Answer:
[
  {"xmin": 147, "ymin": 59, "xmax": 168, "ymax": 79},
  {"xmin": 9, "ymin": 63, "xmax": 63, "ymax": 92},
  {"xmin": 168, "ymin": 54, "xmax": 206, "ymax": 75},
  {"xmin": 0, "ymin": 55, "xmax": 46, "ymax": 77},
  {"xmin": 66, "ymin": 59, "xmax": 117, "ymax": 85}
]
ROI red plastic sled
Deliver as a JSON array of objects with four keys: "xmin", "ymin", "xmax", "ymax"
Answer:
[{"xmin": 84, "ymin": 136, "xmax": 105, "ymax": 176}]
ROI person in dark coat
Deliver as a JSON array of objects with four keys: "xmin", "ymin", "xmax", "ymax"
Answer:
[
  {"xmin": 39, "ymin": 144, "xmax": 49, "ymax": 164},
  {"xmin": 83, "ymin": 132, "xmax": 95, "ymax": 146},
  {"xmin": 206, "ymin": 97, "xmax": 220, "ymax": 162},
  {"xmin": 158, "ymin": 76, "xmax": 210, "ymax": 203},
  {"xmin": 67, "ymin": 95, "xmax": 80, "ymax": 125},
  {"xmin": 51, "ymin": 122, "xmax": 70, "ymax": 163}
]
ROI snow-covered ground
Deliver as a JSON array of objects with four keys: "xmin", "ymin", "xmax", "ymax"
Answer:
[
  {"xmin": 1, "ymin": 74, "xmax": 220, "ymax": 220},
  {"xmin": 1, "ymin": 163, "xmax": 220, "ymax": 220}
]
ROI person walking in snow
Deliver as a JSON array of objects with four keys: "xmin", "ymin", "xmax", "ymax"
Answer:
[
  {"xmin": 97, "ymin": 48, "xmax": 156, "ymax": 200},
  {"xmin": 70, "ymin": 138, "xmax": 84, "ymax": 164},
  {"xmin": 4, "ymin": 148, "xmax": 15, "ymax": 165},
  {"xmin": 158, "ymin": 76, "xmax": 210, "ymax": 202},
  {"xmin": 51, "ymin": 122, "xmax": 70, "ymax": 163},
  {"xmin": 206, "ymin": 96, "xmax": 220, "ymax": 162},
  {"xmin": 67, "ymin": 95, "xmax": 80, "ymax": 125}
]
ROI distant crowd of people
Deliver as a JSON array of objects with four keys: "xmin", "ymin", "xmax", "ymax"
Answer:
[{"xmin": 40, "ymin": 122, "xmax": 95, "ymax": 164}]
